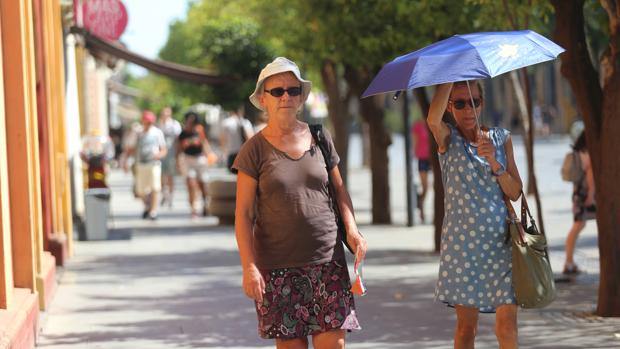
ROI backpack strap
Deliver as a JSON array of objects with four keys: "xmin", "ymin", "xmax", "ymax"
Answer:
[
  {"xmin": 309, "ymin": 124, "xmax": 332, "ymax": 171},
  {"xmin": 309, "ymin": 124, "xmax": 356, "ymax": 254}
]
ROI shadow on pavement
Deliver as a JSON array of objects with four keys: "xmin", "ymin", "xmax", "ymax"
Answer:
[{"xmin": 41, "ymin": 236, "xmax": 616, "ymax": 349}]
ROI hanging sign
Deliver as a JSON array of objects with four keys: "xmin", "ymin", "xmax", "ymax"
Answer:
[{"xmin": 82, "ymin": 0, "xmax": 128, "ymax": 41}]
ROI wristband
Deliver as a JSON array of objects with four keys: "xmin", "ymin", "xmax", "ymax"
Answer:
[{"xmin": 492, "ymin": 165, "xmax": 506, "ymax": 177}]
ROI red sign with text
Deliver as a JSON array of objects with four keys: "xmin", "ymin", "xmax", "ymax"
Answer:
[{"xmin": 82, "ymin": 0, "xmax": 128, "ymax": 41}]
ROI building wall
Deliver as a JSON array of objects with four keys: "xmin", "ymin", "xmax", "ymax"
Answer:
[{"xmin": 0, "ymin": 0, "xmax": 73, "ymax": 347}]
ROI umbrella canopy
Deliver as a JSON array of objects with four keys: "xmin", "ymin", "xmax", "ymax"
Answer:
[{"xmin": 362, "ymin": 30, "xmax": 564, "ymax": 98}]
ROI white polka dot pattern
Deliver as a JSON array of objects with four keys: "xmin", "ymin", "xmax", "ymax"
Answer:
[{"xmin": 435, "ymin": 125, "xmax": 515, "ymax": 313}]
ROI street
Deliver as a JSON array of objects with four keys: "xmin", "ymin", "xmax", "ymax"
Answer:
[{"xmin": 37, "ymin": 135, "xmax": 619, "ymax": 348}]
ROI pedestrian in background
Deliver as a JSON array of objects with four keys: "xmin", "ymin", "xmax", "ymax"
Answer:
[
  {"xmin": 412, "ymin": 118, "xmax": 431, "ymax": 223},
  {"xmin": 177, "ymin": 111, "xmax": 213, "ymax": 218},
  {"xmin": 254, "ymin": 111, "xmax": 268, "ymax": 132},
  {"xmin": 220, "ymin": 107, "xmax": 254, "ymax": 173},
  {"xmin": 157, "ymin": 106, "xmax": 182, "ymax": 207},
  {"xmin": 563, "ymin": 131, "xmax": 595, "ymax": 275},
  {"xmin": 233, "ymin": 57, "xmax": 367, "ymax": 348},
  {"xmin": 124, "ymin": 110, "xmax": 167, "ymax": 220},
  {"xmin": 427, "ymin": 81, "xmax": 523, "ymax": 349}
]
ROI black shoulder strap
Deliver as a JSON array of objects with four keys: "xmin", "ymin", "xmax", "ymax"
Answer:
[
  {"xmin": 309, "ymin": 124, "xmax": 332, "ymax": 171},
  {"xmin": 238, "ymin": 119, "xmax": 248, "ymax": 143}
]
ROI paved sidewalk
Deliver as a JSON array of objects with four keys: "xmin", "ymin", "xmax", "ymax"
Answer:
[{"xmin": 38, "ymin": 136, "xmax": 620, "ymax": 348}]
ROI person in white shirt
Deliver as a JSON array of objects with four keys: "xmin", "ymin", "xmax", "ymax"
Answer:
[
  {"xmin": 219, "ymin": 108, "xmax": 254, "ymax": 173},
  {"xmin": 125, "ymin": 111, "xmax": 167, "ymax": 220},
  {"xmin": 157, "ymin": 106, "xmax": 182, "ymax": 207}
]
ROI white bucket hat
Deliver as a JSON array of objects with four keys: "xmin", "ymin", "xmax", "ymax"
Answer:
[{"xmin": 249, "ymin": 57, "xmax": 312, "ymax": 111}]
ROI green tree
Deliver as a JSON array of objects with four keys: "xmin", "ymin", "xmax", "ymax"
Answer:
[
  {"xmin": 126, "ymin": 73, "xmax": 193, "ymax": 114},
  {"xmin": 158, "ymin": 14, "xmax": 272, "ymax": 113},
  {"xmin": 551, "ymin": 0, "xmax": 620, "ymax": 316},
  {"xmin": 250, "ymin": 0, "xmax": 493, "ymax": 224}
]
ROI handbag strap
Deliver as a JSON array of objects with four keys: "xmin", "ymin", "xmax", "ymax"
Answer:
[
  {"xmin": 504, "ymin": 192, "xmax": 550, "ymax": 260},
  {"xmin": 309, "ymin": 124, "xmax": 332, "ymax": 171},
  {"xmin": 520, "ymin": 192, "xmax": 536, "ymax": 232},
  {"xmin": 517, "ymin": 191, "xmax": 548, "ymax": 238},
  {"xmin": 502, "ymin": 195, "xmax": 526, "ymax": 245}
]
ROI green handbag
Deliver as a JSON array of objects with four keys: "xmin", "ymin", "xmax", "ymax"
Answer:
[{"xmin": 504, "ymin": 193, "xmax": 556, "ymax": 308}]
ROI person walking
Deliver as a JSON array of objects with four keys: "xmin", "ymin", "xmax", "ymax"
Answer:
[
  {"xmin": 177, "ymin": 111, "xmax": 213, "ymax": 218},
  {"xmin": 412, "ymin": 119, "xmax": 431, "ymax": 223},
  {"xmin": 427, "ymin": 81, "xmax": 523, "ymax": 349},
  {"xmin": 125, "ymin": 110, "xmax": 167, "ymax": 220},
  {"xmin": 232, "ymin": 57, "xmax": 367, "ymax": 349},
  {"xmin": 563, "ymin": 132, "xmax": 595, "ymax": 275},
  {"xmin": 157, "ymin": 106, "xmax": 182, "ymax": 207},
  {"xmin": 220, "ymin": 107, "xmax": 254, "ymax": 173}
]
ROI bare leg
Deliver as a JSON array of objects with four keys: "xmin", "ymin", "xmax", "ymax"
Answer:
[
  {"xmin": 419, "ymin": 169, "xmax": 429, "ymax": 222},
  {"xmin": 198, "ymin": 179, "xmax": 209, "ymax": 216},
  {"xmin": 161, "ymin": 175, "xmax": 173, "ymax": 206},
  {"xmin": 187, "ymin": 177, "xmax": 198, "ymax": 216},
  {"xmin": 495, "ymin": 304, "xmax": 518, "ymax": 349},
  {"xmin": 149, "ymin": 191, "xmax": 159, "ymax": 217},
  {"xmin": 160, "ymin": 175, "xmax": 168, "ymax": 204},
  {"xmin": 564, "ymin": 220, "xmax": 586, "ymax": 268},
  {"xmin": 455, "ymin": 305, "xmax": 479, "ymax": 349},
  {"xmin": 142, "ymin": 193, "xmax": 151, "ymax": 214},
  {"xmin": 276, "ymin": 337, "xmax": 308, "ymax": 349},
  {"xmin": 312, "ymin": 329, "xmax": 345, "ymax": 349},
  {"xmin": 166, "ymin": 175, "xmax": 174, "ymax": 206}
]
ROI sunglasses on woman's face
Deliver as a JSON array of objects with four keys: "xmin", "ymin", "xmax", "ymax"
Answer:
[
  {"xmin": 264, "ymin": 86, "xmax": 302, "ymax": 97},
  {"xmin": 450, "ymin": 98, "xmax": 482, "ymax": 110}
]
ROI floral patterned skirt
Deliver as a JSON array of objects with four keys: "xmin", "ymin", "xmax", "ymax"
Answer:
[{"xmin": 256, "ymin": 259, "xmax": 359, "ymax": 339}]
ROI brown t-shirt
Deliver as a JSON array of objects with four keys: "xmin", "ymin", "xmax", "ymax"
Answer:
[{"xmin": 232, "ymin": 127, "xmax": 345, "ymax": 269}]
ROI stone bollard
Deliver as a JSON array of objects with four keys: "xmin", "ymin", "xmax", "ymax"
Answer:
[{"xmin": 207, "ymin": 179, "xmax": 237, "ymax": 225}]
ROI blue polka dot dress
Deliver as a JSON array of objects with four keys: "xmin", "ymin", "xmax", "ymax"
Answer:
[{"xmin": 434, "ymin": 124, "xmax": 516, "ymax": 313}]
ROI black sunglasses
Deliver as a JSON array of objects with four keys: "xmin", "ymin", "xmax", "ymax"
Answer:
[
  {"xmin": 450, "ymin": 98, "xmax": 482, "ymax": 110},
  {"xmin": 264, "ymin": 86, "xmax": 302, "ymax": 97}
]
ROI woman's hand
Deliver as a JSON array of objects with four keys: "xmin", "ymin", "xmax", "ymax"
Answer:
[
  {"xmin": 348, "ymin": 232, "xmax": 367, "ymax": 268},
  {"xmin": 478, "ymin": 136, "xmax": 500, "ymax": 172},
  {"xmin": 242, "ymin": 264, "xmax": 265, "ymax": 303}
]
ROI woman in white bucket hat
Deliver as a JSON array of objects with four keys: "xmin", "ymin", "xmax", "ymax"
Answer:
[{"xmin": 233, "ymin": 57, "xmax": 367, "ymax": 348}]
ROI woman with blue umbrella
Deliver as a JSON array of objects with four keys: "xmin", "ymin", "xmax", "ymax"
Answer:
[
  {"xmin": 363, "ymin": 30, "xmax": 564, "ymax": 348},
  {"xmin": 427, "ymin": 80, "xmax": 523, "ymax": 348}
]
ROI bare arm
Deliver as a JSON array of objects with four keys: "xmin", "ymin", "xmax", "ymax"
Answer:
[
  {"xmin": 426, "ymin": 83, "xmax": 453, "ymax": 153},
  {"xmin": 219, "ymin": 130, "xmax": 229, "ymax": 155},
  {"xmin": 494, "ymin": 136, "xmax": 523, "ymax": 201},
  {"xmin": 234, "ymin": 171, "xmax": 265, "ymax": 302},
  {"xmin": 330, "ymin": 165, "xmax": 367, "ymax": 265},
  {"xmin": 156, "ymin": 145, "xmax": 167, "ymax": 160},
  {"xmin": 121, "ymin": 146, "xmax": 135, "ymax": 172}
]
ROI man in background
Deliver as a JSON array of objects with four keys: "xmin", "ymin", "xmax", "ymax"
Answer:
[
  {"xmin": 157, "ymin": 106, "xmax": 182, "ymax": 207},
  {"xmin": 219, "ymin": 107, "xmax": 254, "ymax": 173},
  {"xmin": 124, "ymin": 110, "xmax": 167, "ymax": 220}
]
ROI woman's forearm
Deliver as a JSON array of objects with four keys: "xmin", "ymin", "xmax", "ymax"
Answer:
[
  {"xmin": 427, "ymin": 83, "xmax": 453, "ymax": 127},
  {"xmin": 427, "ymin": 83, "xmax": 453, "ymax": 152},
  {"xmin": 334, "ymin": 185, "xmax": 360, "ymax": 238},
  {"xmin": 235, "ymin": 214, "xmax": 256, "ymax": 269},
  {"xmin": 496, "ymin": 172, "xmax": 522, "ymax": 201}
]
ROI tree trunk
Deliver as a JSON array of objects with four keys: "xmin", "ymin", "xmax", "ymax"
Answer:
[
  {"xmin": 552, "ymin": 0, "xmax": 620, "ymax": 316},
  {"xmin": 320, "ymin": 60, "xmax": 351, "ymax": 185},
  {"xmin": 520, "ymin": 70, "xmax": 537, "ymax": 196},
  {"xmin": 509, "ymin": 71, "xmax": 546, "ymax": 236},
  {"xmin": 345, "ymin": 66, "xmax": 392, "ymax": 224},
  {"xmin": 360, "ymin": 95, "xmax": 391, "ymax": 224},
  {"xmin": 414, "ymin": 87, "xmax": 443, "ymax": 252}
]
